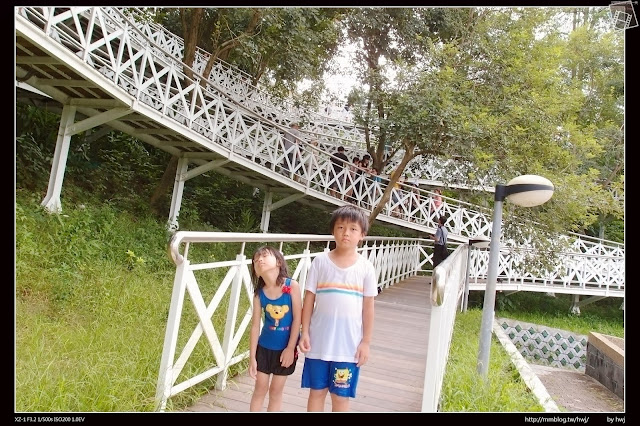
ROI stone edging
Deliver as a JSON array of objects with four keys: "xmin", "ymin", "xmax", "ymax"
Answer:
[{"xmin": 492, "ymin": 319, "xmax": 560, "ymax": 412}]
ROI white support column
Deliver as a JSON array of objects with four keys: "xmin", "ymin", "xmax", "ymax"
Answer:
[
  {"xmin": 260, "ymin": 189, "xmax": 273, "ymax": 233},
  {"xmin": 215, "ymin": 254, "xmax": 246, "ymax": 391},
  {"xmin": 570, "ymin": 294, "xmax": 581, "ymax": 315},
  {"xmin": 167, "ymin": 157, "xmax": 189, "ymax": 231},
  {"xmin": 154, "ymin": 258, "xmax": 190, "ymax": 411},
  {"xmin": 41, "ymin": 104, "xmax": 77, "ymax": 213}
]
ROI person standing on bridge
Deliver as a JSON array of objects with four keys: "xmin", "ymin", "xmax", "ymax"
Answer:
[
  {"xmin": 249, "ymin": 246, "xmax": 302, "ymax": 412},
  {"xmin": 282, "ymin": 123, "xmax": 302, "ymax": 181},
  {"xmin": 432, "ymin": 215, "xmax": 449, "ymax": 268},
  {"xmin": 329, "ymin": 146, "xmax": 349, "ymax": 198},
  {"xmin": 299, "ymin": 205, "xmax": 378, "ymax": 412}
]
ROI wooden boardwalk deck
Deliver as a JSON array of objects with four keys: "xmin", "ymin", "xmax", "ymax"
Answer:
[{"xmin": 184, "ymin": 275, "xmax": 433, "ymax": 413}]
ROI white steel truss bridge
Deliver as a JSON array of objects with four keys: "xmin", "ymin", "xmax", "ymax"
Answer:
[
  {"xmin": 15, "ymin": 8, "xmax": 623, "ymax": 305},
  {"xmin": 15, "ymin": 6, "xmax": 625, "ymax": 413}
]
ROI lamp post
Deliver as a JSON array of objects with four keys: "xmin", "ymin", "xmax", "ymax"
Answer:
[{"xmin": 477, "ymin": 175, "xmax": 554, "ymax": 378}]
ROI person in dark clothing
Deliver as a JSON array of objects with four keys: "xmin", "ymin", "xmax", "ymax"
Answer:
[
  {"xmin": 432, "ymin": 215, "xmax": 448, "ymax": 268},
  {"xmin": 329, "ymin": 146, "xmax": 349, "ymax": 198},
  {"xmin": 355, "ymin": 155, "xmax": 371, "ymax": 203}
]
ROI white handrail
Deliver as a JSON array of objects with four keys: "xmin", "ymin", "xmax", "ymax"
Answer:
[
  {"xmin": 422, "ymin": 244, "xmax": 468, "ymax": 412},
  {"xmin": 156, "ymin": 231, "xmax": 429, "ymax": 411}
]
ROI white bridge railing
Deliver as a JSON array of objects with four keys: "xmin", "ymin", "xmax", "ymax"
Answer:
[
  {"xmin": 422, "ymin": 243, "xmax": 469, "ymax": 412},
  {"xmin": 155, "ymin": 231, "xmax": 622, "ymax": 411},
  {"xmin": 156, "ymin": 231, "xmax": 429, "ymax": 411},
  {"xmin": 468, "ymin": 247, "xmax": 625, "ymax": 297},
  {"xmin": 17, "ymin": 7, "xmax": 484, "ymax": 235},
  {"xmin": 109, "ymin": 7, "xmax": 500, "ymax": 188},
  {"xmin": 16, "ymin": 7, "xmax": 624, "ymax": 256}
]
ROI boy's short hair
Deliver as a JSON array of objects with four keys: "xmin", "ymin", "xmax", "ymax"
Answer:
[
  {"xmin": 337, "ymin": 146, "xmax": 345, "ymax": 152},
  {"xmin": 329, "ymin": 205, "xmax": 370, "ymax": 236}
]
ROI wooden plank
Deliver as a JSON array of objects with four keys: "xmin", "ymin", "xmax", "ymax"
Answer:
[{"xmin": 183, "ymin": 275, "xmax": 432, "ymax": 412}]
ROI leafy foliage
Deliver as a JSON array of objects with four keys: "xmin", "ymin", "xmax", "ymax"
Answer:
[
  {"xmin": 157, "ymin": 7, "xmax": 343, "ymax": 104},
  {"xmin": 14, "ymin": 7, "xmax": 624, "ymax": 412},
  {"xmin": 343, "ymin": 7, "xmax": 624, "ymax": 244}
]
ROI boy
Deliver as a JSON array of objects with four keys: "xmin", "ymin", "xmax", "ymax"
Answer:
[{"xmin": 298, "ymin": 205, "xmax": 378, "ymax": 412}]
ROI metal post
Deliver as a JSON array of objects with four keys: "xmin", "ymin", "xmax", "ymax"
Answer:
[
  {"xmin": 477, "ymin": 190, "xmax": 504, "ymax": 378},
  {"xmin": 260, "ymin": 189, "xmax": 273, "ymax": 233},
  {"xmin": 463, "ymin": 244, "xmax": 471, "ymax": 312}
]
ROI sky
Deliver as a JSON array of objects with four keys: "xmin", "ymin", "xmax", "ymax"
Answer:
[
  {"xmin": 303, "ymin": 3, "xmax": 633, "ymax": 109},
  {"xmin": 298, "ymin": 40, "xmax": 358, "ymax": 107},
  {"xmin": 323, "ymin": 41, "xmax": 358, "ymax": 102}
]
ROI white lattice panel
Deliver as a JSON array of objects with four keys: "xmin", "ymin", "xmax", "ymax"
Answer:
[{"xmin": 497, "ymin": 318, "xmax": 587, "ymax": 371}]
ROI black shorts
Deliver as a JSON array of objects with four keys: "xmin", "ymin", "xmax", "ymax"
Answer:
[{"xmin": 256, "ymin": 344, "xmax": 298, "ymax": 376}]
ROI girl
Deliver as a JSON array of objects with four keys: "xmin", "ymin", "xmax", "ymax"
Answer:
[{"xmin": 249, "ymin": 246, "xmax": 302, "ymax": 412}]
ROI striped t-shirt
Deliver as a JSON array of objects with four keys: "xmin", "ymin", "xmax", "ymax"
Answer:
[{"xmin": 304, "ymin": 252, "xmax": 378, "ymax": 362}]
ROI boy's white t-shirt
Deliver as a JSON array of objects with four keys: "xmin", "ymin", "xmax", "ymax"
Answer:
[{"xmin": 304, "ymin": 251, "xmax": 378, "ymax": 363}]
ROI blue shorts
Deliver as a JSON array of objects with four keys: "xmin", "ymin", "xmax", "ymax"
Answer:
[{"xmin": 301, "ymin": 358, "xmax": 360, "ymax": 398}]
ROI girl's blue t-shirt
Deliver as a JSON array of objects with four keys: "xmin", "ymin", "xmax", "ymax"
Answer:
[{"xmin": 257, "ymin": 278, "xmax": 294, "ymax": 350}]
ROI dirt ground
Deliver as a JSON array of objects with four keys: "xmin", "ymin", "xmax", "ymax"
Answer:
[{"xmin": 529, "ymin": 364, "xmax": 624, "ymax": 413}]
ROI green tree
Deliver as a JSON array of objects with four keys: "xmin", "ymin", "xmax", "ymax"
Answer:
[
  {"xmin": 344, "ymin": 7, "xmax": 623, "ymax": 245},
  {"xmin": 158, "ymin": 7, "xmax": 343, "ymax": 101},
  {"xmin": 561, "ymin": 7, "xmax": 624, "ymax": 240},
  {"xmin": 341, "ymin": 7, "xmax": 481, "ymax": 223}
]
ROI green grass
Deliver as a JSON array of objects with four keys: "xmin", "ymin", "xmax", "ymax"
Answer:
[
  {"xmin": 467, "ymin": 291, "xmax": 624, "ymax": 338},
  {"xmin": 440, "ymin": 309, "xmax": 545, "ymax": 412},
  {"xmin": 15, "ymin": 192, "xmax": 230, "ymax": 411},
  {"xmin": 439, "ymin": 292, "xmax": 624, "ymax": 412}
]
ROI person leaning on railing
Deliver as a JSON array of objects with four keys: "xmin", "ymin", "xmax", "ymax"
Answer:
[
  {"xmin": 431, "ymin": 215, "xmax": 448, "ymax": 268},
  {"xmin": 329, "ymin": 146, "xmax": 350, "ymax": 198}
]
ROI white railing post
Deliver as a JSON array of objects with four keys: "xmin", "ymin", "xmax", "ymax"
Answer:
[
  {"xmin": 155, "ymin": 258, "xmax": 190, "ymax": 411},
  {"xmin": 216, "ymin": 253, "xmax": 246, "ymax": 391},
  {"xmin": 298, "ymin": 248, "xmax": 311, "ymax": 296}
]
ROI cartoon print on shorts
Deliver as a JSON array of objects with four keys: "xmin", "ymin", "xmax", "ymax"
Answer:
[
  {"xmin": 265, "ymin": 303, "xmax": 289, "ymax": 326},
  {"xmin": 333, "ymin": 367, "xmax": 352, "ymax": 384}
]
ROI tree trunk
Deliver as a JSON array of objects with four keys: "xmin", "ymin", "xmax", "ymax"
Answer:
[
  {"xmin": 180, "ymin": 8, "xmax": 204, "ymax": 81},
  {"xmin": 150, "ymin": 155, "xmax": 179, "ymax": 216},
  {"xmin": 368, "ymin": 148, "xmax": 415, "ymax": 225},
  {"xmin": 201, "ymin": 9, "xmax": 263, "ymax": 88}
]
